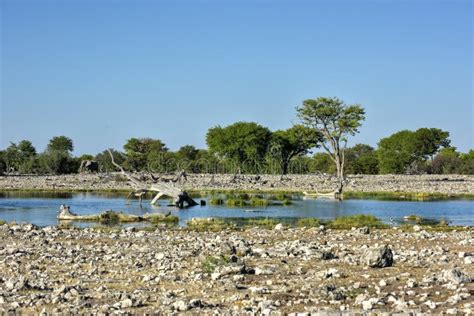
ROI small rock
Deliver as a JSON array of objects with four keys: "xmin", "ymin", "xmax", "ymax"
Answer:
[
  {"xmin": 120, "ymin": 298, "xmax": 133, "ymax": 308},
  {"xmin": 274, "ymin": 223, "xmax": 284, "ymax": 231},
  {"xmin": 172, "ymin": 300, "xmax": 188, "ymax": 311},
  {"xmin": 366, "ymin": 245, "xmax": 394, "ymax": 268},
  {"xmin": 442, "ymin": 268, "xmax": 472, "ymax": 284},
  {"xmin": 406, "ymin": 279, "xmax": 418, "ymax": 288}
]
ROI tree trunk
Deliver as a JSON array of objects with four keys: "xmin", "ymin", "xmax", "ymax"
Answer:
[{"xmin": 281, "ymin": 159, "xmax": 289, "ymax": 176}]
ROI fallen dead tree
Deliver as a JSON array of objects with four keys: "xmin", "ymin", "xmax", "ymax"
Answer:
[
  {"xmin": 57, "ymin": 205, "xmax": 176, "ymax": 223},
  {"xmin": 107, "ymin": 150, "xmax": 198, "ymax": 208}
]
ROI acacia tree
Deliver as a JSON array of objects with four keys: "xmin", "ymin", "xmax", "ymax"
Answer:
[
  {"xmin": 47, "ymin": 136, "xmax": 74, "ymax": 152},
  {"xmin": 269, "ymin": 125, "xmax": 322, "ymax": 175},
  {"xmin": 297, "ymin": 97, "xmax": 365, "ymax": 195}
]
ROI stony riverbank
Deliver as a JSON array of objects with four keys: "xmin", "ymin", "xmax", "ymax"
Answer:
[
  {"xmin": 0, "ymin": 173, "xmax": 473, "ymax": 195},
  {"xmin": 0, "ymin": 223, "xmax": 472, "ymax": 314}
]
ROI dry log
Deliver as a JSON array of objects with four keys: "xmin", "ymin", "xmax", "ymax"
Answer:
[{"xmin": 107, "ymin": 150, "xmax": 198, "ymax": 208}]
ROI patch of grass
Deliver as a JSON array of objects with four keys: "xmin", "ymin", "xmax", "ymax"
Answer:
[
  {"xmin": 403, "ymin": 215, "xmax": 450, "ymax": 226},
  {"xmin": 296, "ymin": 218, "xmax": 322, "ymax": 228},
  {"xmin": 187, "ymin": 218, "xmax": 236, "ymax": 231},
  {"xmin": 225, "ymin": 192, "xmax": 250, "ymax": 200},
  {"xmin": 208, "ymin": 198, "xmax": 225, "ymax": 205},
  {"xmin": 145, "ymin": 214, "xmax": 179, "ymax": 224},
  {"xmin": 0, "ymin": 219, "xmax": 6, "ymax": 226},
  {"xmin": 328, "ymin": 214, "xmax": 389, "ymax": 229},
  {"xmin": 423, "ymin": 225, "xmax": 472, "ymax": 232},
  {"xmin": 201, "ymin": 255, "xmax": 231, "ymax": 273},
  {"xmin": 248, "ymin": 197, "xmax": 270, "ymax": 207},
  {"xmin": 282, "ymin": 199, "xmax": 292, "ymax": 205},
  {"xmin": 226, "ymin": 198, "xmax": 247, "ymax": 207},
  {"xmin": 344, "ymin": 191, "xmax": 473, "ymax": 201},
  {"xmin": 244, "ymin": 217, "xmax": 281, "ymax": 229}
]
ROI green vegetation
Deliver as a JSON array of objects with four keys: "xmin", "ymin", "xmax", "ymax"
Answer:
[
  {"xmin": 208, "ymin": 193, "xmax": 293, "ymax": 208},
  {"xmin": 248, "ymin": 197, "xmax": 270, "ymax": 207},
  {"xmin": 297, "ymin": 97, "xmax": 366, "ymax": 183},
  {"xmin": 208, "ymin": 198, "xmax": 225, "ymax": 205},
  {"xmin": 327, "ymin": 215, "xmax": 389, "ymax": 229},
  {"xmin": 344, "ymin": 191, "xmax": 474, "ymax": 201},
  {"xmin": 244, "ymin": 217, "xmax": 281, "ymax": 229},
  {"xmin": 201, "ymin": 255, "xmax": 231, "ymax": 273},
  {"xmin": 226, "ymin": 198, "xmax": 247, "ymax": 207},
  {"xmin": 378, "ymin": 128, "xmax": 451, "ymax": 174},
  {"xmin": 0, "ymin": 96, "xmax": 472, "ymax": 176},
  {"xmin": 206, "ymin": 122, "xmax": 272, "ymax": 174},
  {"xmin": 0, "ymin": 220, "xmax": 6, "ymax": 226},
  {"xmin": 402, "ymin": 215, "xmax": 450, "ymax": 226},
  {"xmin": 269, "ymin": 125, "xmax": 322, "ymax": 175},
  {"xmin": 145, "ymin": 214, "xmax": 179, "ymax": 224},
  {"xmin": 187, "ymin": 218, "xmax": 236, "ymax": 231},
  {"xmin": 296, "ymin": 217, "xmax": 322, "ymax": 227}
]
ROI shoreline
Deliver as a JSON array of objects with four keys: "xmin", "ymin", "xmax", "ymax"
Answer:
[{"xmin": 1, "ymin": 173, "xmax": 473, "ymax": 196}]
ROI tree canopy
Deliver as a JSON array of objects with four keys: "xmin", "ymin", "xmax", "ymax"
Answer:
[
  {"xmin": 46, "ymin": 136, "xmax": 74, "ymax": 153},
  {"xmin": 378, "ymin": 128, "xmax": 451, "ymax": 174},
  {"xmin": 206, "ymin": 122, "xmax": 272, "ymax": 173},
  {"xmin": 297, "ymin": 97, "xmax": 365, "ymax": 182},
  {"xmin": 123, "ymin": 138, "xmax": 168, "ymax": 171},
  {"xmin": 269, "ymin": 125, "xmax": 322, "ymax": 175}
]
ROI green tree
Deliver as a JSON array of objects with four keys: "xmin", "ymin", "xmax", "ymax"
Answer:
[
  {"xmin": 0, "ymin": 151, "xmax": 6, "ymax": 174},
  {"xmin": 345, "ymin": 144, "xmax": 379, "ymax": 174},
  {"xmin": 460, "ymin": 150, "xmax": 474, "ymax": 175},
  {"xmin": 413, "ymin": 128, "xmax": 450, "ymax": 160},
  {"xmin": 378, "ymin": 128, "xmax": 451, "ymax": 174},
  {"xmin": 431, "ymin": 147, "xmax": 461, "ymax": 174},
  {"xmin": 5, "ymin": 140, "xmax": 38, "ymax": 173},
  {"xmin": 39, "ymin": 151, "xmax": 78, "ymax": 174},
  {"xmin": 206, "ymin": 122, "xmax": 272, "ymax": 174},
  {"xmin": 269, "ymin": 125, "xmax": 322, "ymax": 175},
  {"xmin": 95, "ymin": 149, "xmax": 126, "ymax": 172},
  {"xmin": 4, "ymin": 143, "xmax": 21, "ymax": 171},
  {"xmin": 296, "ymin": 97, "xmax": 365, "ymax": 194},
  {"xmin": 377, "ymin": 130, "xmax": 417, "ymax": 174},
  {"xmin": 42, "ymin": 136, "xmax": 76, "ymax": 174},
  {"xmin": 18, "ymin": 140, "xmax": 37, "ymax": 159},
  {"xmin": 123, "ymin": 138, "xmax": 168, "ymax": 171},
  {"xmin": 175, "ymin": 145, "xmax": 200, "ymax": 172},
  {"xmin": 46, "ymin": 136, "xmax": 74, "ymax": 153},
  {"xmin": 310, "ymin": 152, "xmax": 335, "ymax": 174}
]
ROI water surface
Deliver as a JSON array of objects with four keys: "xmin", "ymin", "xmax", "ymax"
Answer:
[{"xmin": 0, "ymin": 192, "xmax": 472, "ymax": 227}]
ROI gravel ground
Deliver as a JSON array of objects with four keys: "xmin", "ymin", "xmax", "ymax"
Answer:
[
  {"xmin": 0, "ymin": 173, "xmax": 473, "ymax": 195},
  {"xmin": 0, "ymin": 223, "xmax": 472, "ymax": 314}
]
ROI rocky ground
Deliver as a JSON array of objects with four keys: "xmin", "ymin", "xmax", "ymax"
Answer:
[
  {"xmin": 0, "ymin": 223, "xmax": 472, "ymax": 315},
  {"xmin": 1, "ymin": 173, "xmax": 473, "ymax": 195}
]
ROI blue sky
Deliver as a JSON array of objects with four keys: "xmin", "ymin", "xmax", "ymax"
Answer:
[{"xmin": 1, "ymin": 0, "xmax": 472, "ymax": 154}]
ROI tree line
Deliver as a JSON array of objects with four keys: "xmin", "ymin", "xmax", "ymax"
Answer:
[{"xmin": 1, "ymin": 97, "xmax": 472, "ymax": 176}]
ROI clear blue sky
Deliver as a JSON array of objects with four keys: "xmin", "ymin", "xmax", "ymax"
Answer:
[{"xmin": 1, "ymin": 0, "xmax": 472, "ymax": 155}]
